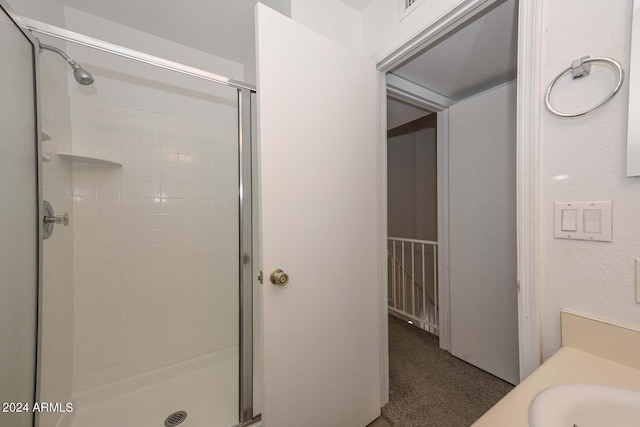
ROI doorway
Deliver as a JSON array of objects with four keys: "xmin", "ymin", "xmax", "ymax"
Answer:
[
  {"xmin": 382, "ymin": 0, "xmax": 520, "ymax": 424},
  {"xmin": 387, "ymin": 113, "xmax": 438, "ymax": 335}
]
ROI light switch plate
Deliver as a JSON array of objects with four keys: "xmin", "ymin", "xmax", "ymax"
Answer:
[{"xmin": 553, "ymin": 201, "xmax": 612, "ymax": 242}]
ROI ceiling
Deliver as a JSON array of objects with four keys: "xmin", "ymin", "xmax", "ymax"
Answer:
[
  {"xmin": 338, "ymin": 0, "xmax": 375, "ymax": 12},
  {"xmin": 35, "ymin": 0, "xmax": 371, "ymax": 66},
  {"xmin": 53, "ymin": 0, "xmax": 374, "ymax": 64},
  {"xmin": 55, "ymin": 0, "xmax": 290, "ymax": 64},
  {"xmin": 391, "ymin": 0, "xmax": 518, "ymax": 101}
]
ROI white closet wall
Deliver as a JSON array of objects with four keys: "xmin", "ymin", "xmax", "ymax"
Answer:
[{"xmin": 448, "ymin": 82, "xmax": 519, "ymax": 384}]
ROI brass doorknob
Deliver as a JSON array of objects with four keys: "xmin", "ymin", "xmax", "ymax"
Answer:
[{"xmin": 270, "ymin": 269, "xmax": 289, "ymax": 287}]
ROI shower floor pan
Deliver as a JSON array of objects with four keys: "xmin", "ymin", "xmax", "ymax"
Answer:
[{"xmin": 69, "ymin": 358, "xmax": 238, "ymax": 427}]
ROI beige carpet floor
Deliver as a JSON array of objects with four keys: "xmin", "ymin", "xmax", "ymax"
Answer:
[
  {"xmin": 367, "ymin": 417, "xmax": 392, "ymax": 427},
  {"xmin": 381, "ymin": 316, "xmax": 514, "ymax": 427}
]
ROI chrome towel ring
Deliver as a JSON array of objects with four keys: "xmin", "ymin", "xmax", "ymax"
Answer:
[{"xmin": 545, "ymin": 55, "xmax": 624, "ymax": 118}]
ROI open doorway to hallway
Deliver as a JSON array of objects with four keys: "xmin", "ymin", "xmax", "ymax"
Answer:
[
  {"xmin": 387, "ymin": 113, "xmax": 439, "ymax": 336},
  {"xmin": 382, "ymin": 0, "xmax": 520, "ymax": 425},
  {"xmin": 384, "ymin": 108, "xmax": 515, "ymax": 426}
]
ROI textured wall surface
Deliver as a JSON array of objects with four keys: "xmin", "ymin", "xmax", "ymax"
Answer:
[{"xmin": 539, "ymin": 0, "xmax": 640, "ymax": 359}]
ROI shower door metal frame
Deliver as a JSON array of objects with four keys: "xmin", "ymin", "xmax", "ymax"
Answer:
[
  {"xmin": 21, "ymin": 17, "xmax": 255, "ymax": 92},
  {"xmin": 238, "ymin": 88, "xmax": 257, "ymax": 424},
  {"xmin": 0, "ymin": 1, "xmax": 44, "ymax": 427},
  {"xmin": 11, "ymin": 11, "xmax": 261, "ymax": 427}
]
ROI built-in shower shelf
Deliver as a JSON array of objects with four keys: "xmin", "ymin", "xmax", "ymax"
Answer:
[{"xmin": 57, "ymin": 152, "xmax": 122, "ymax": 167}]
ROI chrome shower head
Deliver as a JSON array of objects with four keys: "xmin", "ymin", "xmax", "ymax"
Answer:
[
  {"xmin": 39, "ymin": 42, "xmax": 95, "ymax": 86},
  {"xmin": 70, "ymin": 62, "xmax": 94, "ymax": 85}
]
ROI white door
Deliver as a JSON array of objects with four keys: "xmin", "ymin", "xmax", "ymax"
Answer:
[
  {"xmin": 448, "ymin": 82, "xmax": 519, "ymax": 384},
  {"xmin": 255, "ymin": 5, "xmax": 381, "ymax": 426}
]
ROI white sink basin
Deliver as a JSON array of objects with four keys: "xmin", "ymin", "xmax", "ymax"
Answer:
[{"xmin": 529, "ymin": 384, "xmax": 640, "ymax": 427}]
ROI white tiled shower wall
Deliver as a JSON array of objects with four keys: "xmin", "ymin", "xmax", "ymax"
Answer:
[
  {"xmin": 71, "ymin": 99, "xmax": 239, "ymax": 392},
  {"xmin": 39, "ymin": 53, "xmax": 74, "ymax": 427}
]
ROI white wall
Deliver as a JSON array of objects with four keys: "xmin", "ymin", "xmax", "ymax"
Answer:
[
  {"xmin": 415, "ymin": 126, "xmax": 438, "ymax": 241},
  {"xmin": 244, "ymin": 44, "xmax": 258, "ymax": 87},
  {"xmin": 63, "ymin": 7, "xmax": 242, "ymax": 126},
  {"xmin": 290, "ymin": 0, "xmax": 362, "ymax": 52},
  {"xmin": 261, "ymin": 0, "xmax": 291, "ymax": 18},
  {"xmin": 388, "ymin": 132, "xmax": 417, "ymax": 238},
  {"xmin": 539, "ymin": 0, "xmax": 640, "ymax": 359},
  {"xmin": 387, "ymin": 117, "xmax": 437, "ymax": 241},
  {"xmin": 448, "ymin": 81, "xmax": 519, "ymax": 384},
  {"xmin": 387, "ymin": 117, "xmax": 438, "ymax": 304},
  {"xmin": 387, "ymin": 97, "xmax": 431, "ymax": 130},
  {"xmin": 362, "ymin": 0, "xmax": 476, "ymax": 61},
  {"xmin": 279, "ymin": 0, "xmax": 481, "ymax": 61},
  {"xmin": 9, "ymin": 0, "xmax": 64, "ymax": 24},
  {"xmin": 449, "ymin": 83, "xmax": 519, "ymax": 384}
]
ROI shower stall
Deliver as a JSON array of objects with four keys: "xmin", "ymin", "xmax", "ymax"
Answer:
[{"xmin": 0, "ymin": 1, "xmax": 260, "ymax": 426}]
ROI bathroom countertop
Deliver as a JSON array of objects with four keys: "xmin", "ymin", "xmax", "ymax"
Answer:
[{"xmin": 472, "ymin": 346, "xmax": 640, "ymax": 427}]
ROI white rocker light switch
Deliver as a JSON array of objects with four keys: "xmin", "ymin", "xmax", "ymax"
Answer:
[{"xmin": 554, "ymin": 201, "xmax": 612, "ymax": 242}]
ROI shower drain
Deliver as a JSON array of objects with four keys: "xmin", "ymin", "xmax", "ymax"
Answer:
[{"xmin": 164, "ymin": 411, "xmax": 187, "ymax": 426}]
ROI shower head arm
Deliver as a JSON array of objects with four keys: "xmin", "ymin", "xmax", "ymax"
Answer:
[
  {"xmin": 37, "ymin": 39, "xmax": 94, "ymax": 85},
  {"xmin": 39, "ymin": 42, "xmax": 77, "ymax": 66}
]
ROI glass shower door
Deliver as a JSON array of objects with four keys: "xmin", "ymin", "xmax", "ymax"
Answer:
[
  {"xmin": 35, "ymin": 34, "xmax": 245, "ymax": 425},
  {"xmin": 0, "ymin": 3, "xmax": 39, "ymax": 427}
]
